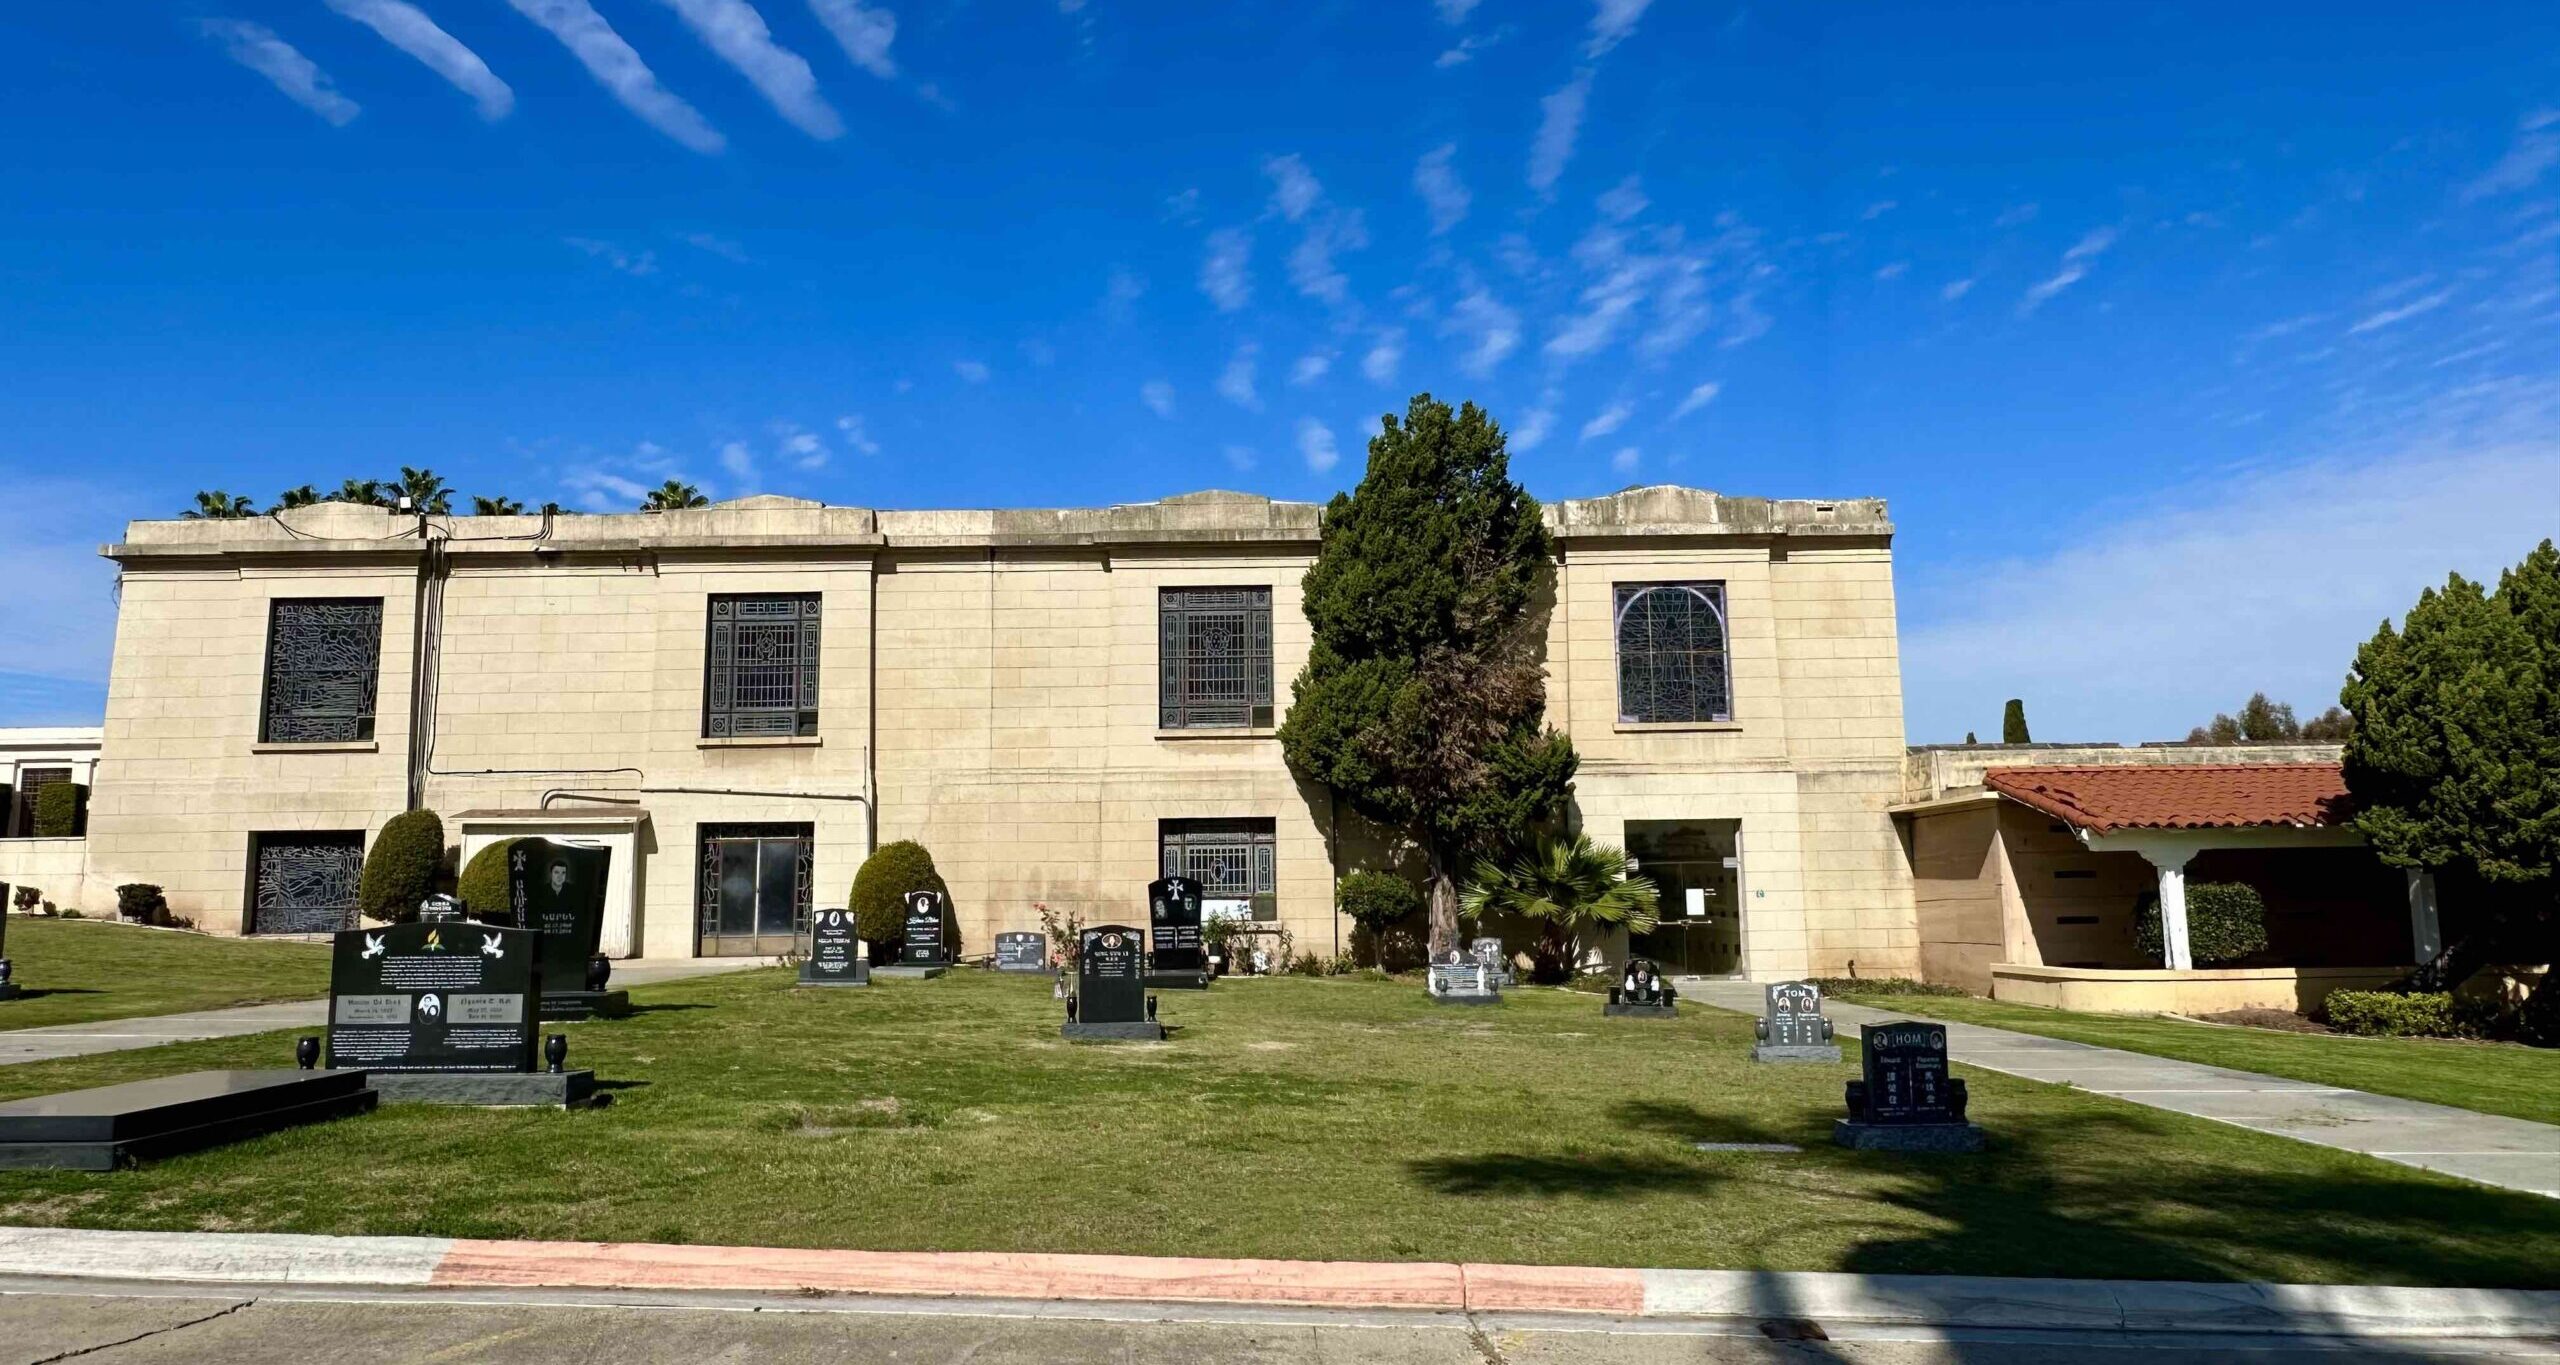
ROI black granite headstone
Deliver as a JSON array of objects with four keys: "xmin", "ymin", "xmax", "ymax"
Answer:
[
  {"xmin": 1603, "ymin": 957, "xmax": 1677, "ymax": 1017},
  {"xmin": 1145, "ymin": 875, "xmax": 1208, "ymax": 986},
  {"xmin": 327, "ymin": 921, "xmax": 542, "ymax": 1073},
  {"xmin": 1065, "ymin": 924, "xmax": 1160, "ymax": 1040},
  {"xmin": 902, "ymin": 889, "xmax": 949, "ymax": 965},
  {"xmin": 799, "ymin": 908, "xmax": 869, "ymax": 987},
  {"xmin": 994, "ymin": 931, "xmax": 1048, "ymax": 973},
  {"xmin": 508, "ymin": 839, "xmax": 625, "ymax": 1019},
  {"xmin": 1836, "ymin": 1020, "xmax": 1983, "ymax": 1152},
  {"xmin": 1752, "ymin": 981, "xmax": 1840, "ymax": 1062},
  {"xmin": 0, "ymin": 1070, "xmax": 377, "ymax": 1170}
]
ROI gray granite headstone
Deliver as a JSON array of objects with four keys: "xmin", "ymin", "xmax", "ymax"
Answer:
[
  {"xmin": 993, "ymin": 931, "xmax": 1048, "ymax": 973},
  {"xmin": 1752, "ymin": 981, "xmax": 1840, "ymax": 1062},
  {"xmin": 1469, "ymin": 936, "xmax": 1515, "ymax": 989},
  {"xmin": 1427, "ymin": 950, "xmax": 1500, "ymax": 1006}
]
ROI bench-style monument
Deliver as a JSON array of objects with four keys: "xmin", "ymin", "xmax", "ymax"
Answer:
[
  {"xmin": 509, "ymin": 838, "xmax": 628, "ymax": 1019},
  {"xmin": 1064, "ymin": 924, "xmax": 1162, "ymax": 1040},
  {"xmin": 327, "ymin": 919, "xmax": 595, "ymax": 1107},
  {"xmin": 1602, "ymin": 958, "xmax": 1677, "ymax": 1017},
  {"xmin": 1144, "ymin": 874, "xmax": 1210, "ymax": 990},
  {"xmin": 1752, "ymin": 981, "xmax": 1840, "ymax": 1063},
  {"xmin": 1835, "ymin": 1020, "xmax": 1985, "ymax": 1152},
  {"xmin": 0, "ymin": 1069, "xmax": 376, "ymax": 1171},
  {"xmin": 798, "ymin": 907, "xmax": 870, "ymax": 987}
]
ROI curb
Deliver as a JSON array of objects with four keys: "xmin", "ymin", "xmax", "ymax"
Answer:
[{"xmin": 0, "ymin": 1228, "xmax": 2553, "ymax": 1340}]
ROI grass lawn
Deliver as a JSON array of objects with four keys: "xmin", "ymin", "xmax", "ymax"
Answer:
[
  {"xmin": 0, "ymin": 918, "xmax": 331, "ymax": 1031},
  {"xmin": 1, "ymin": 970, "xmax": 2554, "ymax": 1287},
  {"xmin": 1832, "ymin": 991, "xmax": 2560, "ymax": 1128}
]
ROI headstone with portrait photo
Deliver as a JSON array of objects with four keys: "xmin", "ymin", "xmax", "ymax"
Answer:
[
  {"xmin": 508, "ymin": 838, "xmax": 627, "ymax": 1019},
  {"xmin": 1469, "ymin": 936, "xmax": 1515, "ymax": 990},
  {"xmin": 1426, "ymin": 947, "xmax": 1501, "ymax": 1005},
  {"xmin": 1752, "ymin": 981, "xmax": 1840, "ymax": 1063},
  {"xmin": 1602, "ymin": 957, "xmax": 1677, "ymax": 1017}
]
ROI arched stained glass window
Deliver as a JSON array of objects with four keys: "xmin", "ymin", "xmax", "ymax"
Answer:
[{"xmin": 1614, "ymin": 582, "xmax": 1732, "ymax": 724}]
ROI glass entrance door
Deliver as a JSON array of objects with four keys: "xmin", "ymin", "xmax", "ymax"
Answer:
[
  {"xmin": 697, "ymin": 823, "xmax": 813, "ymax": 956},
  {"xmin": 1627, "ymin": 819, "xmax": 1743, "ymax": 976}
]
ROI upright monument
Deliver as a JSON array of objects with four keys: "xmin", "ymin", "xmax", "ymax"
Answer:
[
  {"xmin": 1145, "ymin": 874, "xmax": 1209, "ymax": 989},
  {"xmin": 1064, "ymin": 924, "xmax": 1161, "ymax": 1040},
  {"xmin": 508, "ymin": 838, "xmax": 626, "ymax": 1019},
  {"xmin": 325, "ymin": 918, "xmax": 593, "ymax": 1107}
]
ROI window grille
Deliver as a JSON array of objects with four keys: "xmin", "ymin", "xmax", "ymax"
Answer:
[
  {"xmin": 259, "ymin": 599, "xmax": 383, "ymax": 743},
  {"xmin": 1160, "ymin": 818, "xmax": 1277, "ymax": 920},
  {"xmin": 1614, "ymin": 582, "xmax": 1733, "ymax": 724},
  {"xmin": 9, "ymin": 767, "xmax": 72, "ymax": 839},
  {"xmin": 248, "ymin": 830, "xmax": 365, "ymax": 934},
  {"xmin": 1158, "ymin": 587, "xmax": 1273, "ymax": 728},
  {"xmin": 704, "ymin": 595, "xmax": 821, "ymax": 738}
]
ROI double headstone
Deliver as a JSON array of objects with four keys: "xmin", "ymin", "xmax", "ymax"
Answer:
[
  {"xmin": 1835, "ymin": 1021, "xmax": 1984, "ymax": 1152},
  {"xmin": 508, "ymin": 838, "xmax": 626, "ymax": 1019},
  {"xmin": 799, "ymin": 908, "xmax": 869, "ymax": 987},
  {"xmin": 1603, "ymin": 957, "xmax": 1678, "ymax": 1017},
  {"xmin": 993, "ymin": 931, "xmax": 1048, "ymax": 973},
  {"xmin": 1064, "ymin": 924, "xmax": 1161, "ymax": 1040},
  {"xmin": 326, "ymin": 919, "xmax": 592, "ymax": 1107},
  {"xmin": 1426, "ymin": 948, "xmax": 1501, "ymax": 1005},
  {"xmin": 877, "ymin": 888, "xmax": 949, "ymax": 978},
  {"xmin": 1752, "ymin": 981, "xmax": 1840, "ymax": 1062},
  {"xmin": 1145, "ymin": 875, "xmax": 1209, "ymax": 989},
  {"xmin": 1470, "ymin": 936, "xmax": 1515, "ymax": 990}
]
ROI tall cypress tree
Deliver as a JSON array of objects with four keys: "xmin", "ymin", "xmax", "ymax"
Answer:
[{"xmin": 1280, "ymin": 395, "xmax": 1578, "ymax": 955}]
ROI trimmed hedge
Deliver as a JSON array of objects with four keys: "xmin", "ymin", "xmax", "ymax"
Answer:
[
  {"xmin": 32, "ymin": 782, "xmax": 83, "ymax": 838},
  {"xmin": 2135, "ymin": 881, "xmax": 2269, "ymax": 966},
  {"xmin": 1807, "ymin": 976, "xmax": 1965, "ymax": 998},
  {"xmin": 851, "ymin": 840, "xmax": 950, "ymax": 951},
  {"xmin": 458, "ymin": 838, "xmax": 520, "ymax": 922},
  {"xmin": 358, "ymin": 809, "xmax": 445, "ymax": 923},
  {"xmin": 2323, "ymin": 990, "xmax": 2463, "ymax": 1038},
  {"xmin": 115, "ymin": 883, "xmax": 169, "ymax": 926},
  {"xmin": 1336, "ymin": 871, "xmax": 1423, "ymax": 931}
]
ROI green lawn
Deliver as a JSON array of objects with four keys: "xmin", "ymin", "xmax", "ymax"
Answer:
[
  {"xmin": 1833, "ymin": 991, "xmax": 2560, "ymax": 1128},
  {"xmin": 1, "ymin": 970, "xmax": 2553, "ymax": 1287},
  {"xmin": 0, "ymin": 918, "xmax": 332, "ymax": 1030}
]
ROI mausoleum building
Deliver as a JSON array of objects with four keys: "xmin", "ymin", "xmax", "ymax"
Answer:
[{"xmin": 59, "ymin": 486, "xmax": 1912, "ymax": 977}]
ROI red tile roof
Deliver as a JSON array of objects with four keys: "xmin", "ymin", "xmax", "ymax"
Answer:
[{"xmin": 1983, "ymin": 764, "xmax": 2353, "ymax": 835}]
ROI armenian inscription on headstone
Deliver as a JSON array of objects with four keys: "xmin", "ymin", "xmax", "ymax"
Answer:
[
  {"xmin": 799, "ymin": 908, "xmax": 868, "ymax": 987},
  {"xmin": 1835, "ymin": 1020, "xmax": 1984, "ymax": 1152},
  {"xmin": 326, "ymin": 921, "xmax": 540, "ymax": 1072},
  {"xmin": 508, "ymin": 838, "xmax": 622, "ymax": 1017},
  {"xmin": 1064, "ymin": 924, "xmax": 1160, "ymax": 1040},
  {"xmin": 1146, "ymin": 875, "xmax": 1207, "ymax": 984},
  {"xmin": 1603, "ymin": 957, "xmax": 1677, "ymax": 1017},
  {"xmin": 1752, "ymin": 981, "xmax": 1840, "ymax": 1063},
  {"xmin": 993, "ymin": 931, "xmax": 1048, "ymax": 973}
]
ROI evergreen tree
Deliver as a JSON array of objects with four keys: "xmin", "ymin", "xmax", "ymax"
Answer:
[
  {"xmin": 1279, "ymin": 394, "xmax": 1578, "ymax": 954},
  {"xmin": 2299, "ymin": 705, "xmax": 2355, "ymax": 743},
  {"xmin": 2001, "ymin": 698, "xmax": 2031, "ymax": 744},
  {"xmin": 2237, "ymin": 691, "xmax": 2301, "ymax": 742}
]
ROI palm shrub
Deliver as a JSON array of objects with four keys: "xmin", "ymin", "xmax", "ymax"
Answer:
[
  {"xmin": 1460, "ymin": 834, "xmax": 1660, "ymax": 984},
  {"xmin": 2133, "ymin": 881, "xmax": 2270, "ymax": 966},
  {"xmin": 31, "ymin": 782, "xmax": 83, "ymax": 837},
  {"xmin": 851, "ymin": 840, "xmax": 949, "ymax": 955},
  {"xmin": 457, "ymin": 838, "xmax": 520, "ymax": 921},
  {"xmin": 358, "ymin": 809, "xmax": 445, "ymax": 923}
]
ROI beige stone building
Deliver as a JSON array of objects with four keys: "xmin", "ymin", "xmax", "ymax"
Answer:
[{"xmin": 67, "ymin": 484, "xmax": 1913, "ymax": 976}]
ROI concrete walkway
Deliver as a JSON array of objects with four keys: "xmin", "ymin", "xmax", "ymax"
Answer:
[
  {"xmin": 1686, "ymin": 980, "xmax": 2560, "ymax": 1199},
  {"xmin": 0, "ymin": 956, "xmax": 777, "ymax": 1067}
]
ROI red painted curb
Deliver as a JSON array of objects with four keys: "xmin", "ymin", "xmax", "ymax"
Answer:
[{"xmin": 1463, "ymin": 1263, "xmax": 1646, "ymax": 1315}]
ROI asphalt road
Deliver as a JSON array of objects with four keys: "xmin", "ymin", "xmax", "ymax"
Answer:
[{"xmin": 3, "ymin": 1282, "xmax": 2550, "ymax": 1364}]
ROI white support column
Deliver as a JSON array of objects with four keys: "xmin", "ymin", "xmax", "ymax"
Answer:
[
  {"xmin": 2148, "ymin": 852, "xmax": 2195, "ymax": 971},
  {"xmin": 2405, "ymin": 868, "xmax": 2442, "ymax": 965}
]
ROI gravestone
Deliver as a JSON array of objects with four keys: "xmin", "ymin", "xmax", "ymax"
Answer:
[
  {"xmin": 508, "ymin": 839, "xmax": 627, "ymax": 1019},
  {"xmin": 1836, "ymin": 1020, "xmax": 1984, "ymax": 1152},
  {"xmin": 1145, "ymin": 875, "xmax": 1210, "ymax": 989},
  {"xmin": 0, "ymin": 881, "xmax": 14, "ymax": 1002},
  {"xmin": 993, "ymin": 931, "xmax": 1048, "ymax": 973},
  {"xmin": 0, "ymin": 1070, "xmax": 377, "ymax": 1170},
  {"xmin": 1603, "ymin": 957, "xmax": 1678, "ymax": 1017},
  {"xmin": 1752, "ymin": 981, "xmax": 1840, "ymax": 1063},
  {"xmin": 877, "ymin": 888, "xmax": 949, "ymax": 978},
  {"xmin": 1064, "ymin": 924, "xmax": 1161, "ymax": 1040},
  {"xmin": 798, "ymin": 908, "xmax": 869, "ymax": 987},
  {"xmin": 1426, "ymin": 948, "xmax": 1500, "ymax": 1006},
  {"xmin": 417, "ymin": 893, "xmax": 465, "ymax": 924},
  {"xmin": 1469, "ymin": 936, "xmax": 1515, "ymax": 990},
  {"xmin": 326, "ymin": 919, "xmax": 593, "ymax": 1107}
]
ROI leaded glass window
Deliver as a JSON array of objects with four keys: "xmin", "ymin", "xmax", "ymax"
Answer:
[
  {"xmin": 704, "ymin": 594, "xmax": 821, "ymax": 738},
  {"xmin": 1158, "ymin": 587, "xmax": 1273, "ymax": 729},
  {"xmin": 259, "ymin": 598, "xmax": 383, "ymax": 743},
  {"xmin": 1614, "ymin": 582, "xmax": 1733, "ymax": 724},
  {"xmin": 1161, "ymin": 818, "xmax": 1277, "ymax": 921},
  {"xmin": 248, "ymin": 830, "xmax": 364, "ymax": 934}
]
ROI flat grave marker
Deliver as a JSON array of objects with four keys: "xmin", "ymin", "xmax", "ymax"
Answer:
[{"xmin": 0, "ymin": 1070, "xmax": 376, "ymax": 1171}]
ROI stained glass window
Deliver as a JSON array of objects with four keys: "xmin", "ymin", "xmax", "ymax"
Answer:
[
  {"xmin": 260, "ymin": 599, "xmax": 383, "ymax": 743},
  {"xmin": 1614, "ymin": 583, "xmax": 1732, "ymax": 724},
  {"xmin": 248, "ymin": 830, "xmax": 364, "ymax": 934}
]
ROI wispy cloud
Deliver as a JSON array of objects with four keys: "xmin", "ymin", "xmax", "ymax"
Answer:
[
  {"xmin": 1223, "ymin": 444, "xmax": 1258, "ymax": 471},
  {"xmin": 2347, "ymin": 289, "xmax": 2452, "ymax": 334},
  {"xmin": 0, "ymin": 480, "xmax": 142, "ymax": 704},
  {"xmin": 560, "ymin": 440, "xmax": 708, "ymax": 511},
  {"xmin": 1297, "ymin": 418, "xmax": 1340, "ymax": 474},
  {"xmin": 1264, "ymin": 154, "xmax": 1324, "ymax": 223},
  {"xmin": 1940, "ymin": 277, "xmax": 1975, "ymax": 302},
  {"xmin": 1290, "ymin": 350, "xmax": 1333, "ymax": 385},
  {"xmin": 1414, "ymin": 144, "xmax": 1471, "ymax": 235},
  {"xmin": 657, "ymin": 0, "xmax": 842, "ymax": 139},
  {"xmin": 1141, "ymin": 379, "xmax": 1177, "ymax": 419},
  {"xmin": 1527, "ymin": 70, "xmax": 1593, "ymax": 195},
  {"xmin": 1994, "ymin": 203, "xmax": 2039, "ymax": 228},
  {"xmin": 505, "ymin": 0, "xmax": 725, "ymax": 154},
  {"xmin": 1200, "ymin": 228, "xmax": 1253, "ymax": 312},
  {"xmin": 1435, "ymin": 30, "xmax": 1504, "ymax": 67},
  {"xmin": 1510, "ymin": 396, "xmax": 1557, "ymax": 451},
  {"xmin": 805, "ymin": 0, "xmax": 897, "ymax": 79},
  {"xmin": 1446, "ymin": 274, "xmax": 1520, "ymax": 375},
  {"xmin": 1579, "ymin": 400, "xmax": 1633, "ymax": 441},
  {"xmin": 1101, "ymin": 266, "xmax": 1146, "ymax": 322},
  {"xmin": 679, "ymin": 231, "xmax": 751, "ymax": 262},
  {"xmin": 1435, "ymin": 0, "xmax": 1480, "ymax": 22},
  {"xmin": 1265, "ymin": 154, "xmax": 1368, "ymax": 306},
  {"xmin": 1861, "ymin": 199, "xmax": 1898, "ymax": 221},
  {"xmin": 1217, "ymin": 343, "xmax": 1262, "ymax": 411},
  {"xmin": 2463, "ymin": 111, "xmax": 2560, "ymax": 201},
  {"xmin": 1597, "ymin": 176, "xmax": 1648, "ymax": 223},
  {"xmin": 1610, "ymin": 445, "xmax": 1640, "ymax": 474},
  {"xmin": 778, "ymin": 425, "xmax": 827, "ymax": 470},
  {"xmin": 1362, "ymin": 329, "xmax": 1404, "ymax": 385},
  {"xmin": 1670, "ymin": 381, "xmax": 1720, "ymax": 419},
  {"xmin": 1547, "ymin": 208, "xmax": 1766, "ymax": 363},
  {"xmin": 324, "ymin": 0, "xmax": 512, "ymax": 119},
  {"xmin": 719, "ymin": 439, "xmax": 757, "ymax": 480},
  {"xmin": 835, "ymin": 414, "xmax": 880, "ymax": 455},
  {"xmin": 199, "ymin": 20, "xmax": 360, "ymax": 127},
  {"xmin": 2017, "ymin": 226, "xmax": 2117, "ymax": 315},
  {"xmin": 1585, "ymin": 0, "xmax": 1656, "ymax": 57},
  {"xmin": 1874, "ymin": 261, "xmax": 1908, "ymax": 281},
  {"xmin": 953, "ymin": 358, "xmax": 990, "ymax": 383},
  {"xmin": 565, "ymin": 237, "xmax": 658, "ymax": 275}
]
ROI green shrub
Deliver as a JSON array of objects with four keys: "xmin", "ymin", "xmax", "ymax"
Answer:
[
  {"xmin": 115, "ymin": 883, "xmax": 169, "ymax": 926},
  {"xmin": 32, "ymin": 782, "xmax": 83, "ymax": 837},
  {"xmin": 457, "ymin": 839, "xmax": 520, "ymax": 922},
  {"xmin": 1806, "ymin": 976, "xmax": 1965, "ymax": 998},
  {"xmin": 1336, "ymin": 871, "xmax": 1423, "ymax": 930},
  {"xmin": 2134, "ymin": 881, "xmax": 2269, "ymax": 966},
  {"xmin": 2518, "ymin": 982, "xmax": 2560, "ymax": 1049},
  {"xmin": 2323, "ymin": 990, "xmax": 2464, "ymax": 1038},
  {"xmin": 358, "ymin": 809, "xmax": 445, "ymax": 923},
  {"xmin": 10, "ymin": 885, "xmax": 35, "ymax": 914},
  {"xmin": 851, "ymin": 840, "xmax": 949, "ymax": 950}
]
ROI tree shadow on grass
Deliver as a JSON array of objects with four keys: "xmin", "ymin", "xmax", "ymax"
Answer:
[{"xmin": 3, "ymin": 988, "xmax": 104, "ymax": 1001}]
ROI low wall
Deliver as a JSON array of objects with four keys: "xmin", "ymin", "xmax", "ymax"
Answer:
[
  {"xmin": 1988, "ymin": 962, "xmax": 2405, "ymax": 1014},
  {"xmin": 0, "ymin": 838, "xmax": 107, "ymax": 915}
]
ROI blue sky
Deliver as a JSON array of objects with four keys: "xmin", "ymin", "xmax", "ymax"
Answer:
[{"xmin": 3, "ymin": 1, "xmax": 2556, "ymax": 743}]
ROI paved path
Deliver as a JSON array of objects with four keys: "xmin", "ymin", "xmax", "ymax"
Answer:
[
  {"xmin": 1685, "ymin": 981, "xmax": 2560, "ymax": 1199},
  {"xmin": 0, "ymin": 956, "xmax": 777, "ymax": 1067}
]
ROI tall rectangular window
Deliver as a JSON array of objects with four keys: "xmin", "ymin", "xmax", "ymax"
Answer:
[
  {"xmin": 1614, "ymin": 582, "xmax": 1733, "ymax": 724},
  {"xmin": 704, "ymin": 594, "xmax": 822, "ymax": 738},
  {"xmin": 1161, "ymin": 817, "xmax": 1278, "ymax": 921},
  {"xmin": 260, "ymin": 598, "xmax": 384, "ymax": 743},
  {"xmin": 8, "ymin": 767, "xmax": 72, "ymax": 839},
  {"xmin": 1158, "ymin": 587, "xmax": 1273, "ymax": 729}
]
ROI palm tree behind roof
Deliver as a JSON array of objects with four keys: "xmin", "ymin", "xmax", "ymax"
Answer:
[
  {"xmin": 181, "ymin": 490, "xmax": 260, "ymax": 520},
  {"xmin": 641, "ymin": 480, "xmax": 709, "ymax": 511},
  {"xmin": 472, "ymin": 494, "xmax": 527, "ymax": 515},
  {"xmin": 275, "ymin": 484, "xmax": 321, "ymax": 509},
  {"xmin": 393, "ymin": 466, "xmax": 453, "ymax": 514},
  {"xmin": 330, "ymin": 478, "xmax": 388, "ymax": 507}
]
